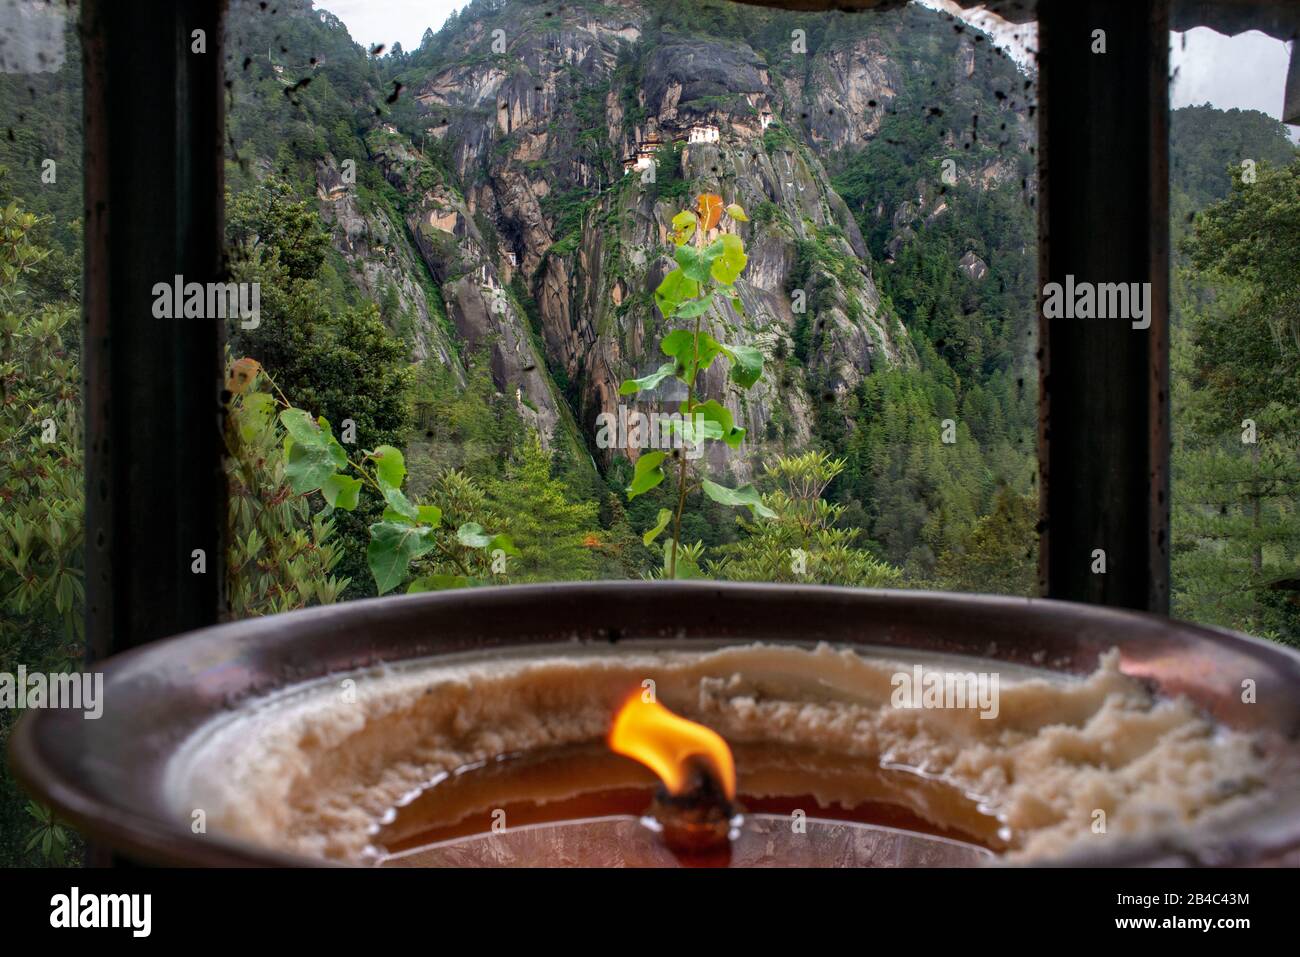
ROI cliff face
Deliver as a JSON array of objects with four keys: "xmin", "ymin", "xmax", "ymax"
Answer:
[{"xmin": 273, "ymin": 0, "xmax": 1031, "ymax": 479}]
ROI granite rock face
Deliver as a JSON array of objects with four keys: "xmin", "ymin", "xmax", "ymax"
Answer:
[{"xmin": 293, "ymin": 0, "xmax": 1030, "ymax": 475}]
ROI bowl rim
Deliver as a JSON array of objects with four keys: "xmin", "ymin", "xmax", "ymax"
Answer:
[{"xmin": 10, "ymin": 581, "xmax": 1300, "ymax": 867}]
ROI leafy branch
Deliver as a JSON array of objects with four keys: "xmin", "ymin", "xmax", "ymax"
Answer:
[
  {"xmin": 620, "ymin": 193, "xmax": 774, "ymax": 578},
  {"xmin": 226, "ymin": 359, "xmax": 517, "ymax": 595}
]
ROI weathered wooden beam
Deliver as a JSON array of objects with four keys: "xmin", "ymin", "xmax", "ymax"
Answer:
[
  {"xmin": 1037, "ymin": 0, "xmax": 1171, "ymax": 612},
  {"xmin": 82, "ymin": 0, "xmax": 228, "ymax": 662}
]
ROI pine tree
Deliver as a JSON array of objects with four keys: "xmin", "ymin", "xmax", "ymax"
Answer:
[
  {"xmin": 1174, "ymin": 160, "xmax": 1300, "ymax": 644},
  {"xmin": 488, "ymin": 432, "xmax": 601, "ymax": 582},
  {"xmin": 711, "ymin": 452, "xmax": 901, "ymax": 587}
]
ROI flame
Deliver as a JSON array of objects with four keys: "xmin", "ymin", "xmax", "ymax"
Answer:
[{"xmin": 608, "ymin": 695, "xmax": 736, "ymax": 799}]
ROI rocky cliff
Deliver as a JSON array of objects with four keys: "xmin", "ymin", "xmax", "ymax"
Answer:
[{"xmin": 246, "ymin": 0, "xmax": 1033, "ymax": 480}]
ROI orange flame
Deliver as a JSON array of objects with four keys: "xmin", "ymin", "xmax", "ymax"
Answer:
[{"xmin": 608, "ymin": 695, "xmax": 736, "ymax": 799}]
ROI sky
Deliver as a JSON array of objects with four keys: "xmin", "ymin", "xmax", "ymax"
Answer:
[
  {"xmin": 318, "ymin": 0, "xmax": 467, "ymax": 52},
  {"xmin": 318, "ymin": 0, "xmax": 1298, "ymax": 139}
]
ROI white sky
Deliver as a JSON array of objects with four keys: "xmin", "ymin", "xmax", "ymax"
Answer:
[
  {"xmin": 317, "ymin": 0, "xmax": 467, "ymax": 52},
  {"xmin": 318, "ymin": 1, "xmax": 1298, "ymax": 138}
]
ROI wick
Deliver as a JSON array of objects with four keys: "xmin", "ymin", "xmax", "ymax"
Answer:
[{"xmin": 648, "ymin": 760, "xmax": 743, "ymax": 860}]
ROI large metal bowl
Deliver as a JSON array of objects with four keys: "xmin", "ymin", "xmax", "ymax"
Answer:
[{"xmin": 10, "ymin": 582, "xmax": 1300, "ymax": 866}]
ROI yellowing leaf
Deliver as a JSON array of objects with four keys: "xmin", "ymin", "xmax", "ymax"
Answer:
[
  {"xmin": 697, "ymin": 193, "xmax": 723, "ymax": 231},
  {"xmin": 671, "ymin": 210, "xmax": 697, "ymax": 245},
  {"xmin": 726, "ymin": 202, "xmax": 749, "ymax": 222},
  {"xmin": 710, "ymin": 233, "xmax": 747, "ymax": 285}
]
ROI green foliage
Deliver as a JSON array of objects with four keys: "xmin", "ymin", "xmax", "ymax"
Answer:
[
  {"xmin": 239, "ymin": 361, "xmax": 516, "ymax": 595},
  {"xmin": 226, "ymin": 178, "xmax": 418, "ymax": 596},
  {"xmin": 408, "ymin": 357, "xmax": 527, "ymax": 480},
  {"xmin": 1172, "ymin": 157, "xmax": 1300, "ymax": 643},
  {"xmin": 487, "ymin": 433, "xmax": 602, "ymax": 581},
  {"xmin": 934, "ymin": 485, "xmax": 1037, "ymax": 596},
  {"xmin": 620, "ymin": 195, "xmax": 768, "ymax": 578},
  {"xmin": 1170, "ymin": 106, "xmax": 1297, "ymax": 238},
  {"xmin": 0, "ymin": 200, "xmax": 83, "ymax": 644},
  {"xmin": 224, "ymin": 362, "xmax": 351, "ymax": 615},
  {"xmin": 228, "ymin": 178, "xmax": 331, "ymax": 280},
  {"xmin": 1180, "ymin": 160, "xmax": 1300, "ymax": 413},
  {"xmin": 23, "ymin": 800, "xmax": 70, "ymax": 866},
  {"xmin": 0, "ymin": 186, "xmax": 85, "ymax": 867},
  {"xmin": 648, "ymin": 142, "xmax": 692, "ymax": 202},
  {"xmin": 711, "ymin": 452, "xmax": 902, "ymax": 586},
  {"xmin": 228, "ymin": 178, "xmax": 415, "ymax": 448},
  {"xmin": 405, "ymin": 469, "xmax": 520, "ymax": 591}
]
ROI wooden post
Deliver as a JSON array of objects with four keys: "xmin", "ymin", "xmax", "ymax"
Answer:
[
  {"xmin": 81, "ymin": 0, "xmax": 229, "ymax": 663},
  {"xmin": 1037, "ymin": 0, "xmax": 1171, "ymax": 613}
]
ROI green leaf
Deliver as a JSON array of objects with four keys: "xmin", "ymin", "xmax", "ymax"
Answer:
[
  {"xmin": 279, "ymin": 408, "xmax": 325, "ymax": 446},
  {"xmin": 489, "ymin": 532, "xmax": 520, "ymax": 556},
  {"xmin": 726, "ymin": 202, "xmax": 749, "ymax": 222},
  {"xmin": 619, "ymin": 361, "xmax": 676, "ymax": 396},
  {"xmin": 721, "ymin": 342, "xmax": 764, "ymax": 388},
  {"xmin": 654, "ymin": 268, "xmax": 699, "ymax": 318},
  {"xmin": 321, "ymin": 473, "xmax": 362, "ymax": 511},
  {"xmin": 326, "ymin": 436, "xmax": 348, "ymax": 470},
  {"xmin": 660, "ymin": 329, "xmax": 694, "ymax": 359},
  {"xmin": 450, "ymin": 523, "xmax": 516, "ymax": 555},
  {"xmin": 661, "ymin": 330, "xmax": 724, "ymax": 384},
  {"xmin": 408, "ymin": 574, "xmax": 473, "ymax": 592},
  {"xmin": 418, "ymin": 504, "xmax": 443, "ymax": 526},
  {"xmin": 312, "ymin": 417, "xmax": 348, "ymax": 467},
  {"xmin": 668, "ymin": 414, "xmax": 723, "ymax": 445},
  {"xmin": 674, "ymin": 291, "xmax": 716, "ymax": 319},
  {"xmin": 284, "ymin": 439, "xmax": 338, "ymax": 494},
  {"xmin": 626, "ymin": 450, "xmax": 667, "ymax": 499},
  {"xmin": 676, "ymin": 242, "xmax": 720, "ymax": 283},
  {"xmin": 643, "ymin": 508, "xmax": 672, "ymax": 547},
  {"xmin": 382, "ymin": 485, "xmax": 420, "ymax": 521},
  {"xmin": 710, "ymin": 233, "xmax": 748, "ymax": 285},
  {"xmin": 695, "ymin": 399, "xmax": 746, "ymax": 448},
  {"xmin": 671, "ymin": 210, "xmax": 697, "ymax": 245},
  {"xmin": 456, "ymin": 522, "xmax": 497, "ymax": 549},
  {"xmin": 367, "ymin": 521, "xmax": 438, "ymax": 595},
  {"xmin": 369, "ymin": 445, "xmax": 406, "ymax": 489},
  {"xmin": 700, "ymin": 478, "xmax": 776, "ymax": 519},
  {"xmin": 239, "ymin": 391, "xmax": 277, "ymax": 442},
  {"xmin": 662, "ymin": 540, "xmax": 706, "ymax": 579}
]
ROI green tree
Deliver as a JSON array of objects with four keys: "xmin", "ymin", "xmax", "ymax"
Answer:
[
  {"xmin": 488, "ymin": 432, "xmax": 601, "ymax": 582},
  {"xmin": 1174, "ymin": 160, "xmax": 1300, "ymax": 644},
  {"xmin": 935, "ymin": 485, "xmax": 1037, "ymax": 596},
  {"xmin": 228, "ymin": 179, "xmax": 414, "ymax": 449},
  {"xmin": 228, "ymin": 178, "xmax": 331, "ymax": 281},
  {"xmin": 711, "ymin": 451, "xmax": 901, "ymax": 587},
  {"xmin": 227, "ymin": 179, "xmax": 416, "ymax": 597}
]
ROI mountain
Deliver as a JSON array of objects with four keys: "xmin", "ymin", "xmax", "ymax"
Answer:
[{"xmin": 219, "ymin": 0, "xmax": 1037, "ymax": 488}]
